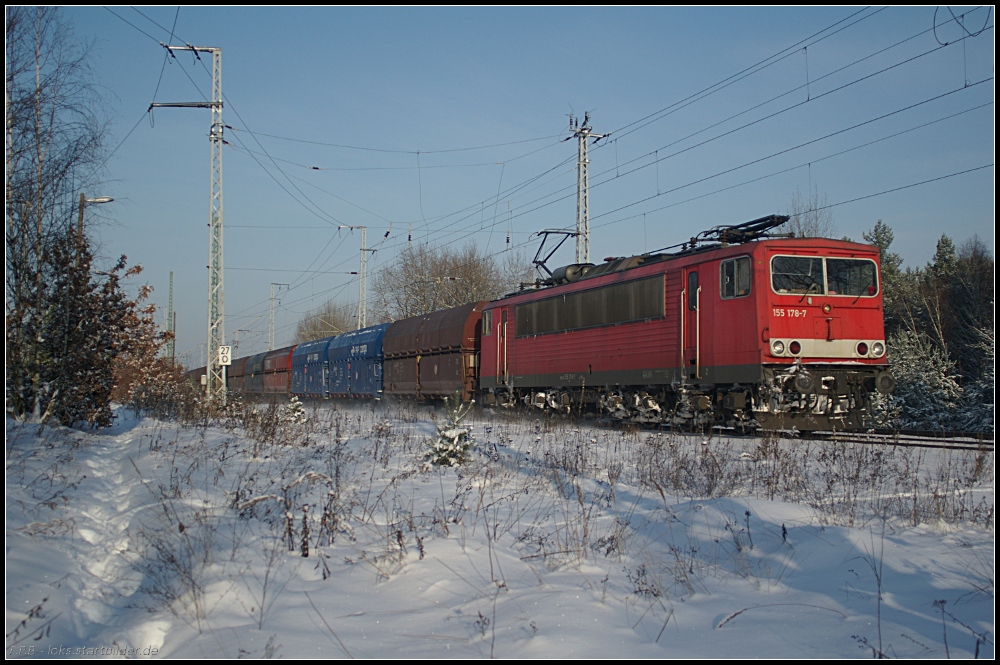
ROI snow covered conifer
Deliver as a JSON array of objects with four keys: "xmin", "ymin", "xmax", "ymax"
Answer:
[
  {"xmin": 281, "ymin": 396, "xmax": 308, "ymax": 425},
  {"xmin": 423, "ymin": 394, "xmax": 476, "ymax": 469},
  {"xmin": 959, "ymin": 325, "xmax": 994, "ymax": 432},
  {"xmin": 882, "ymin": 328, "xmax": 964, "ymax": 431}
]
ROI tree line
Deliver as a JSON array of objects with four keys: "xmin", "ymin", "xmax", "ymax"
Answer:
[
  {"xmin": 864, "ymin": 221, "xmax": 993, "ymax": 432},
  {"xmin": 294, "ymin": 243, "xmax": 531, "ymax": 343}
]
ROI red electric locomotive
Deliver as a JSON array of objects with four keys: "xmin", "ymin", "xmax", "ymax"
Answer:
[{"xmin": 479, "ymin": 215, "xmax": 895, "ymax": 431}]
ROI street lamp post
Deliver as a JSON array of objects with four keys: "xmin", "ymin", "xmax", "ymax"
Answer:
[
  {"xmin": 77, "ymin": 193, "xmax": 113, "ymax": 237},
  {"xmin": 76, "ymin": 193, "xmax": 113, "ymax": 261}
]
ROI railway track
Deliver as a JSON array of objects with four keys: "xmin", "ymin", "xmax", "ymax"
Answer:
[
  {"xmin": 279, "ymin": 397, "xmax": 995, "ymax": 452},
  {"xmin": 803, "ymin": 429, "xmax": 993, "ymax": 452},
  {"xmin": 598, "ymin": 418, "xmax": 994, "ymax": 452}
]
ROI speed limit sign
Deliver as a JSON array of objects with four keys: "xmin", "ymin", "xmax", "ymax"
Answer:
[{"xmin": 218, "ymin": 345, "xmax": 232, "ymax": 366}]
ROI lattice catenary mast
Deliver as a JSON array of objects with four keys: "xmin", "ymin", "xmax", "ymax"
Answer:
[
  {"xmin": 569, "ymin": 113, "xmax": 606, "ymax": 264},
  {"xmin": 269, "ymin": 283, "xmax": 288, "ymax": 350},
  {"xmin": 166, "ymin": 271, "xmax": 175, "ymax": 361},
  {"xmin": 339, "ymin": 225, "xmax": 375, "ymax": 329},
  {"xmin": 150, "ymin": 46, "xmax": 225, "ymax": 402}
]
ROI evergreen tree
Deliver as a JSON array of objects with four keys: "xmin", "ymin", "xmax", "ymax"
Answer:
[
  {"xmin": 959, "ymin": 325, "xmax": 994, "ymax": 432},
  {"xmin": 861, "ymin": 221, "xmax": 992, "ymax": 433},
  {"xmin": 863, "ymin": 220, "xmax": 908, "ymax": 337},
  {"xmin": 928, "ymin": 235, "xmax": 957, "ymax": 282},
  {"xmin": 965, "ymin": 326, "xmax": 996, "ymax": 432},
  {"xmin": 949, "ymin": 237, "xmax": 994, "ymax": 382},
  {"xmin": 22, "ymin": 228, "xmax": 164, "ymax": 427},
  {"xmin": 881, "ymin": 329, "xmax": 964, "ymax": 432}
]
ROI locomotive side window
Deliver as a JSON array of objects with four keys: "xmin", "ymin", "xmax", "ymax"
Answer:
[
  {"xmin": 515, "ymin": 275, "xmax": 664, "ymax": 337},
  {"xmin": 688, "ymin": 272, "xmax": 698, "ymax": 310},
  {"xmin": 482, "ymin": 310, "xmax": 492, "ymax": 336},
  {"xmin": 826, "ymin": 258, "xmax": 878, "ymax": 296},
  {"xmin": 720, "ymin": 257, "xmax": 751, "ymax": 299},
  {"xmin": 771, "ymin": 256, "xmax": 824, "ymax": 294}
]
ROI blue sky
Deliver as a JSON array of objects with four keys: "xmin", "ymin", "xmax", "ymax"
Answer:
[{"xmin": 62, "ymin": 7, "xmax": 994, "ymax": 366}]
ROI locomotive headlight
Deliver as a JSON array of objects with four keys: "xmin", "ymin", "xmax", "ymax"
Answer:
[
  {"xmin": 871, "ymin": 341, "xmax": 885, "ymax": 358},
  {"xmin": 856, "ymin": 342, "xmax": 869, "ymax": 356},
  {"xmin": 789, "ymin": 341, "xmax": 801, "ymax": 355},
  {"xmin": 770, "ymin": 340, "xmax": 785, "ymax": 356}
]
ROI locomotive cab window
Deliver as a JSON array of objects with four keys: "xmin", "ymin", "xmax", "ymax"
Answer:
[
  {"xmin": 481, "ymin": 310, "xmax": 492, "ymax": 336},
  {"xmin": 826, "ymin": 258, "xmax": 878, "ymax": 296},
  {"xmin": 770, "ymin": 255, "xmax": 879, "ymax": 297},
  {"xmin": 720, "ymin": 256, "xmax": 751, "ymax": 299},
  {"xmin": 771, "ymin": 256, "xmax": 824, "ymax": 294}
]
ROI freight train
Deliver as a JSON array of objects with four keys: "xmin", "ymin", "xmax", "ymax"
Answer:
[{"xmin": 187, "ymin": 215, "xmax": 895, "ymax": 431}]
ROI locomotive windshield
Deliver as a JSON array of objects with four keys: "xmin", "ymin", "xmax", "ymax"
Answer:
[
  {"xmin": 771, "ymin": 256, "xmax": 824, "ymax": 293},
  {"xmin": 826, "ymin": 258, "xmax": 878, "ymax": 296},
  {"xmin": 770, "ymin": 255, "xmax": 878, "ymax": 297}
]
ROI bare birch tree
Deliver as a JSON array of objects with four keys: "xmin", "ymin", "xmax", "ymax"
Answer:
[
  {"xmin": 294, "ymin": 300, "xmax": 356, "ymax": 343},
  {"xmin": 783, "ymin": 186, "xmax": 837, "ymax": 238},
  {"xmin": 371, "ymin": 243, "xmax": 530, "ymax": 321}
]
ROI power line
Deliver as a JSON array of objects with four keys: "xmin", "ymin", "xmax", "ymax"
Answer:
[
  {"xmin": 607, "ymin": 7, "xmax": 887, "ymax": 141},
  {"xmin": 589, "ymin": 100, "xmax": 995, "ymax": 232},
  {"xmin": 228, "ymin": 128, "xmax": 564, "ymax": 155},
  {"xmin": 246, "ymin": 156, "xmax": 994, "ymax": 354},
  {"xmin": 228, "ymin": 267, "xmax": 358, "ymax": 274},
  {"xmin": 587, "ymin": 30, "xmax": 990, "ymax": 200},
  {"xmin": 103, "ymin": 9, "xmax": 991, "ymax": 352},
  {"xmin": 398, "ymin": 14, "xmax": 994, "ymax": 252},
  {"xmin": 454, "ymin": 31, "xmax": 992, "ymax": 240},
  {"xmin": 103, "ymin": 7, "xmax": 161, "ymax": 42},
  {"xmin": 589, "ymin": 79, "xmax": 994, "ymax": 224}
]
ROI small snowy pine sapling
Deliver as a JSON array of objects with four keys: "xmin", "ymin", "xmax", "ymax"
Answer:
[
  {"xmin": 423, "ymin": 393, "xmax": 476, "ymax": 470},
  {"xmin": 286, "ymin": 396, "xmax": 308, "ymax": 424}
]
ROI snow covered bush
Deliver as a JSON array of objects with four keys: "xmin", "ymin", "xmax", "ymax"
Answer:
[
  {"xmin": 878, "ymin": 328, "xmax": 964, "ymax": 431},
  {"xmin": 281, "ymin": 396, "xmax": 308, "ymax": 425},
  {"xmin": 423, "ymin": 395, "xmax": 476, "ymax": 469},
  {"xmin": 223, "ymin": 396, "xmax": 309, "ymax": 451},
  {"xmin": 115, "ymin": 358, "xmax": 195, "ymax": 421},
  {"xmin": 960, "ymin": 325, "xmax": 994, "ymax": 433}
]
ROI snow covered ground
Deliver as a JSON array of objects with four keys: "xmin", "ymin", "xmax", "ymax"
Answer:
[{"xmin": 6, "ymin": 402, "xmax": 994, "ymax": 659}]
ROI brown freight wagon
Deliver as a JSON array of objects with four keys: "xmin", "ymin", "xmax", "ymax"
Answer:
[{"xmin": 382, "ymin": 302, "xmax": 485, "ymax": 401}]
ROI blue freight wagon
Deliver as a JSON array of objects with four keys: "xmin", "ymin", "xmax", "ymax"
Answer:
[
  {"xmin": 327, "ymin": 323, "xmax": 390, "ymax": 398},
  {"xmin": 292, "ymin": 337, "xmax": 333, "ymax": 398}
]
